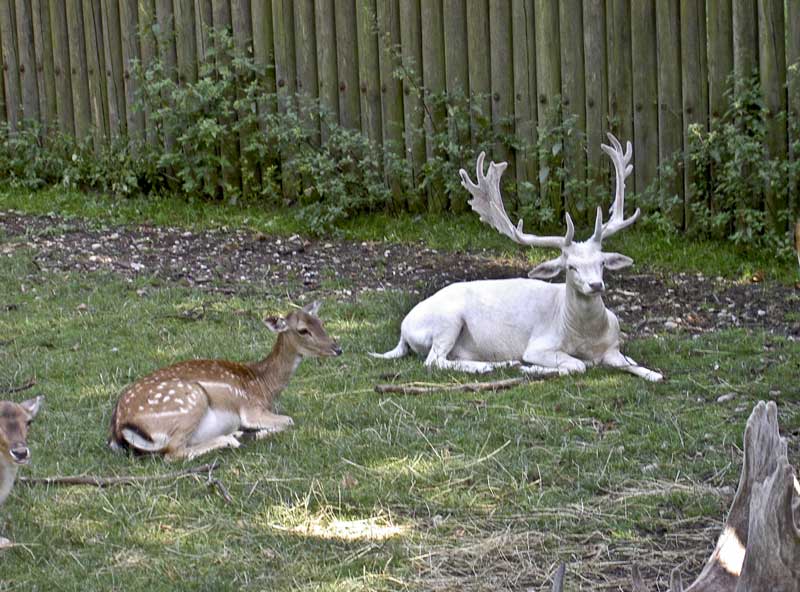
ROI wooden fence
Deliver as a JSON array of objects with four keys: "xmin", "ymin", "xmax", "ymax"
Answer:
[{"xmin": 0, "ymin": 0, "xmax": 798, "ymax": 228}]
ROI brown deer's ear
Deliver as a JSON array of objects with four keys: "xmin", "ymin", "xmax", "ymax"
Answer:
[
  {"xmin": 303, "ymin": 301, "xmax": 322, "ymax": 316},
  {"xmin": 263, "ymin": 317, "xmax": 289, "ymax": 333},
  {"xmin": 20, "ymin": 395, "xmax": 43, "ymax": 418}
]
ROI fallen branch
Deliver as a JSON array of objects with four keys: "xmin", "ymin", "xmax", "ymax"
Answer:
[
  {"xmin": 19, "ymin": 462, "xmax": 217, "ymax": 488},
  {"xmin": 0, "ymin": 378, "xmax": 36, "ymax": 395},
  {"xmin": 375, "ymin": 377, "xmax": 530, "ymax": 395}
]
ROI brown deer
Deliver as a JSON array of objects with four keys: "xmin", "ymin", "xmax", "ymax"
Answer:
[
  {"xmin": 0, "ymin": 395, "xmax": 44, "ymax": 548},
  {"xmin": 109, "ymin": 302, "xmax": 341, "ymax": 460}
]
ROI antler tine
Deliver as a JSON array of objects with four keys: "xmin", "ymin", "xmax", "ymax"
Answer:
[
  {"xmin": 599, "ymin": 133, "xmax": 640, "ymax": 241},
  {"xmin": 460, "ymin": 152, "xmax": 567, "ymax": 249}
]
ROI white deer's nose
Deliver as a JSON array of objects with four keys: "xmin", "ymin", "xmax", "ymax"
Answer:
[{"xmin": 588, "ymin": 281, "xmax": 605, "ymax": 293}]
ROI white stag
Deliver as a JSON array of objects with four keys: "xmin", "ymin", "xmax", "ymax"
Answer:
[{"xmin": 372, "ymin": 133, "xmax": 662, "ymax": 381}]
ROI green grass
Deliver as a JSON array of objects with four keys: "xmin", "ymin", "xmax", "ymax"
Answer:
[
  {"xmin": 2, "ymin": 185, "xmax": 798, "ymax": 283},
  {"xmin": 1, "ymin": 235, "xmax": 799, "ymax": 590}
]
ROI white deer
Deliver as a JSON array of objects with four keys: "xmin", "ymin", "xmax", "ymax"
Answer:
[{"xmin": 372, "ymin": 133, "xmax": 662, "ymax": 381}]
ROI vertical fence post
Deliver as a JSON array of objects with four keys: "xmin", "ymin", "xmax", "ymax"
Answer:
[
  {"xmin": 377, "ymin": 0, "xmax": 404, "ymax": 209},
  {"xmin": 606, "ymin": 0, "xmax": 633, "ymax": 192},
  {"xmin": 582, "ymin": 0, "xmax": 607, "ymax": 216},
  {"xmin": 466, "ymin": 0, "xmax": 490, "ymax": 148},
  {"xmin": 101, "ymin": 0, "xmax": 125, "ymax": 137},
  {"xmin": 82, "ymin": 0, "xmax": 109, "ymax": 148},
  {"xmin": 707, "ymin": 0, "xmax": 733, "ymax": 121},
  {"xmin": 511, "ymin": 0, "xmax": 536, "ymax": 206},
  {"xmin": 335, "ymin": 0, "xmax": 360, "ymax": 130},
  {"xmin": 315, "ymin": 0, "xmax": 338, "ymax": 142},
  {"xmin": 534, "ymin": 0, "xmax": 561, "ymax": 221},
  {"xmin": 294, "ymin": 0, "xmax": 319, "ymax": 143},
  {"xmin": 15, "ymin": 0, "xmax": 39, "ymax": 123},
  {"xmin": 32, "ymin": 0, "xmax": 56, "ymax": 130},
  {"xmin": 49, "ymin": 0, "xmax": 72, "ymax": 135},
  {"xmin": 252, "ymin": 0, "xmax": 275, "ymax": 126},
  {"xmin": 444, "ymin": 0, "xmax": 469, "ymax": 212},
  {"xmin": 655, "ymin": 0, "xmax": 684, "ymax": 228},
  {"xmin": 631, "ymin": 0, "xmax": 658, "ymax": 205},
  {"xmin": 787, "ymin": 0, "xmax": 800, "ymax": 219},
  {"xmin": 421, "ymin": 0, "xmax": 446, "ymax": 211},
  {"xmin": 231, "ymin": 0, "xmax": 257, "ymax": 195},
  {"xmin": 488, "ymin": 0, "xmax": 514, "ymax": 207},
  {"xmin": 66, "ymin": 0, "xmax": 91, "ymax": 140},
  {"xmin": 680, "ymin": 0, "xmax": 708, "ymax": 231},
  {"xmin": 156, "ymin": 0, "xmax": 178, "ymax": 151},
  {"xmin": 119, "ymin": 0, "xmax": 142, "ymax": 141},
  {"xmin": 272, "ymin": 0, "xmax": 297, "ymax": 200},
  {"xmin": 559, "ymin": 0, "xmax": 586, "ymax": 218},
  {"xmin": 174, "ymin": 0, "xmax": 197, "ymax": 86},
  {"xmin": 399, "ymin": 0, "xmax": 425, "ymax": 211},
  {"xmin": 758, "ymin": 0, "xmax": 787, "ymax": 230},
  {"xmin": 138, "ymin": 0, "xmax": 157, "ymax": 144},
  {"xmin": 356, "ymin": 0, "xmax": 382, "ymax": 148}
]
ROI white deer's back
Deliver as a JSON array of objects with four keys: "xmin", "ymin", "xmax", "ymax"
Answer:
[{"xmin": 401, "ymin": 278, "xmax": 564, "ymax": 361}]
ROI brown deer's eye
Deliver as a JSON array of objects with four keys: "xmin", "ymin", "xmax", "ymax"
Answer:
[{"xmin": 298, "ymin": 328, "xmax": 311, "ymax": 336}]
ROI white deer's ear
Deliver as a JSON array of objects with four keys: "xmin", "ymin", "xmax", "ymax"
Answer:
[
  {"xmin": 263, "ymin": 316, "xmax": 289, "ymax": 333},
  {"xmin": 603, "ymin": 252, "xmax": 634, "ymax": 271},
  {"xmin": 20, "ymin": 395, "xmax": 43, "ymax": 418},
  {"xmin": 528, "ymin": 256, "xmax": 564, "ymax": 279},
  {"xmin": 303, "ymin": 301, "xmax": 322, "ymax": 316}
]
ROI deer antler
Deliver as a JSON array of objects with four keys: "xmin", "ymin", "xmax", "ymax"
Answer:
[
  {"xmin": 460, "ymin": 152, "xmax": 573, "ymax": 249},
  {"xmin": 598, "ymin": 133, "xmax": 640, "ymax": 241}
]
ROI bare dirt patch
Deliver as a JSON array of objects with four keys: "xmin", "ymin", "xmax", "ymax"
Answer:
[{"xmin": 2, "ymin": 210, "xmax": 798, "ymax": 339}]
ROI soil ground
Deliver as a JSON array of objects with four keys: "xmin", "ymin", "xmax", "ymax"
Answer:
[{"xmin": 2, "ymin": 210, "xmax": 797, "ymax": 341}]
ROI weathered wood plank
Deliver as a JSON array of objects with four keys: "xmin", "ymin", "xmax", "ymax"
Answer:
[
  {"xmin": 65, "ymin": 0, "xmax": 91, "ymax": 138},
  {"xmin": 757, "ymin": 0, "xmax": 787, "ymax": 228},
  {"xmin": 211, "ymin": 0, "xmax": 241, "ymax": 195},
  {"xmin": 376, "ymin": 0, "xmax": 404, "ymax": 208},
  {"xmin": 488, "ymin": 0, "xmax": 513, "ymax": 202},
  {"xmin": 294, "ymin": 0, "xmax": 319, "ymax": 141},
  {"xmin": 606, "ymin": 0, "xmax": 633, "ymax": 190},
  {"xmin": 788, "ymin": 0, "xmax": 800, "ymax": 217},
  {"xmin": 194, "ymin": 0, "xmax": 213, "ymax": 62},
  {"xmin": 534, "ymin": 0, "xmax": 561, "ymax": 219},
  {"xmin": 466, "ymin": 0, "xmax": 490, "ymax": 144},
  {"xmin": 156, "ymin": 0, "xmax": 178, "ymax": 151},
  {"xmin": 0, "ymin": 18, "xmax": 5, "ymax": 124},
  {"xmin": 680, "ymin": 0, "xmax": 708, "ymax": 230},
  {"xmin": 356, "ymin": 0, "xmax": 382, "ymax": 146},
  {"xmin": 444, "ymin": 0, "xmax": 469, "ymax": 211},
  {"xmin": 49, "ymin": 0, "xmax": 72, "ymax": 134},
  {"xmin": 630, "ymin": 0, "xmax": 658, "ymax": 202},
  {"xmin": 100, "ymin": 0, "xmax": 125, "ymax": 136},
  {"xmin": 232, "ymin": 0, "xmax": 257, "ymax": 194},
  {"xmin": 0, "ymin": 1, "xmax": 18, "ymax": 129},
  {"xmin": 251, "ymin": 0, "xmax": 275, "ymax": 124},
  {"xmin": 272, "ymin": 0, "xmax": 297, "ymax": 199},
  {"xmin": 118, "ymin": 0, "xmax": 142, "ymax": 139},
  {"xmin": 399, "ymin": 0, "xmax": 425, "ymax": 210},
  {"xmin": 31, "ymin": 0, "xmax": 56, "ymax": 128},
  {"xmin": 559, "ymin": 0, "xmax": 585, "ymax": 216},
  {"xmin": 82, "ymin": 0, "xmax": 108, "ymax": 147},
  {"xmin": 138, "ymin": 0, "xmax": 157, "ymax": 143},
  {"xmin": 732, "ymin": 0, "xmax": 758, "ymax": 89},
  {"xmin": 421, "ymin": 0, "xmax": 446, "ymax": 211},
  {"xmin": 15, "ymin": 0, "xmax": 39, "ymax": 122},
  {"xmin": 315, "ymin": 0, "xmax": 337, "ymax": 140},
  {"xmin": 655, "ymin": 0, "xmax": 683, "ymax": 227},
  {"xmin": 334, "ymin": 0, "xmax": 359, "ymax": 130},
  {"xmin": 173, "ymin": 0, "xmax": 196, "ymax": 84},
  {"xmin": 582, "ymin": 0, "xmax": 607, "ymax": 206},
  {"xmin": 707, "ymin": 0, "xmax": 733, "ymax": 120}
]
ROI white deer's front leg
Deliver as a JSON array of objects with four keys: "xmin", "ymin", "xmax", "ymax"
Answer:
[
  {"xmin": 521, "ymin": 349, "xmax": 587, "ymax": 376},
  {"xmin": 602, "ymin": 349, "xmax": 662, "ymax": 382}
]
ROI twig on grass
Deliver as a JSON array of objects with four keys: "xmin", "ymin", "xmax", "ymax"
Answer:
[
  {"xmin": 0, "ymin": 378, "xmax": 37, "ymax": 395},
  {"xmin": 20, "ymin": 461, "xmax": 218, "ymax": 488},
  {"xmin": 374, "ymin": 377, "xmax": 531, "ymax": 395}
]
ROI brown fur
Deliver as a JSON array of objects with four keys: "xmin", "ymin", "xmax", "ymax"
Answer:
[
  {"xmin": 0, "ymin": 396, "xmax": 43, "ymax": 547},
  {"xmin": 108, "ymin": 304, "xmax": 340, "ymax": 460}
]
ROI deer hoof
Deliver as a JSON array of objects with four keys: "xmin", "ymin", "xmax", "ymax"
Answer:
[{"xmin": 645, "ymin": 371, "xmax": 663, "ymax": 382}]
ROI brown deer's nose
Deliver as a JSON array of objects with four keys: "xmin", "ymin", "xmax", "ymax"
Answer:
[
  {"xmin": 10, "ymin": 446, "xmax": 30, "ymax": 463},
  {"xmin": 332, "ymin": 344, "xmax": 343, "ymax": 356}
]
